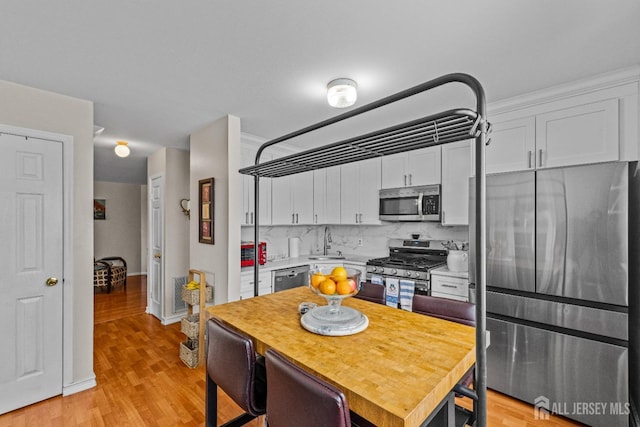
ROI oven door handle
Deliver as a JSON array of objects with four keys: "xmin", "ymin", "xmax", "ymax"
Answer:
[{"xmin": 417, "ymin": 192, "xmax": 424, "ymax": 218}]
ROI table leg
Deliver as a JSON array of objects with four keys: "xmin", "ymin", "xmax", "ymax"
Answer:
[{"xmin": 420, "ymin": 391, "xmax": 456, "ymax": 427}]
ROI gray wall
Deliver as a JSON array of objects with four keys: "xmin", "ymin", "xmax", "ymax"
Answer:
[{"xmin": 94, "ymin": 181, "xmax": 143, "ymax": 274}]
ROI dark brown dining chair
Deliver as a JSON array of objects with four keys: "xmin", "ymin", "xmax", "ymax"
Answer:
[
  {"xmin": 206, "ymin": 317, "xmax": 266, "ymax": 427},
  {"xmin": 264, "ymin": 348, "xmax": 350, "ymax": 427},
  {"xmin": 412, "ymin": 294, "xmax": 477, "ymax": 427},
  {"xmin": 353, "ymin": 281, "xmax": 385, "ymax": 305}
]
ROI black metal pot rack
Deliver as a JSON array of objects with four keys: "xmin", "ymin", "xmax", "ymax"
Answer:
[{"xmin": 239, "ymin": 72, "xmax": 488, "ymax": 427}]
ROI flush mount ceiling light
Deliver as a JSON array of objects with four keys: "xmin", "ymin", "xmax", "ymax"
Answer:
[
  {"xmin": 327, "ymin": 78, "xmax": 357, "ymax": 108},
  {"xmin": 114, "ymin": 141, "xmax": 130, "ymax": 158}
]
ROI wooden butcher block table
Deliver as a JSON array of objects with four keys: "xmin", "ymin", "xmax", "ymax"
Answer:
[{"xmin": 206, "ymin": 286, "xmax": 475, "ymax": 427}]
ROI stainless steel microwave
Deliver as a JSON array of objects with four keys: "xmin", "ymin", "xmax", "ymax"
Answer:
[{"xmin": 379, "ymin": 185, "xmax": 441, "ymax": 221}]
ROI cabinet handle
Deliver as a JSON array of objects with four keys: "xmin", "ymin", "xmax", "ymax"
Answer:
[
  {"xmin": 441, "ymin": 284, "xmax": 458, "ymax": 288},
  {"xmin": 250, "ymin": 212, "xmax": 254, "ymax": 224},
  {"xmin": 408, "ymin": 174, "xmax": 412, "ymax": 186},
  {"xmin": 442, "ymin": 211, "xmax": 445, "ymax": 223},
  {"xmin": 292, "ymin": 213, "xmax": 295, "ymax": 224},
  {"xmin": 527, "ymin": 151, "xmax": 533, "ymax": 169},
  {"xmin": 295, "ymin": 213, "xmax": 299, "ymax": 224},
  {"xmin": 359, "ymin": 213, "xmax": 363, "ymax": 223},
  {"xmin": 404, "ymin": 174, "xmax": 407, "ymax": 186},
  {"xmin": 245, "ymin": 212, "xmax": 249, "ymax": 223},
  {"xmin": 355, "ymin": 213, "xmax": 358, "ymax": 223},
  {"xmin": 315, "ymin": 214, "xmax": 318, "ymax": 224},
  {"xmin": 538, "ymin": 149, "xmax": 543, "ymax": 167}
]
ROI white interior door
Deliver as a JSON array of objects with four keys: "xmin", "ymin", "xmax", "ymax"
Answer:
[
  {"xmin": 0, "ymin": 132, "xmax": 63, "ymax": 414},
  {"xmin": 148, "ymin": 175, "xmax": 163, "ymax": 319}
]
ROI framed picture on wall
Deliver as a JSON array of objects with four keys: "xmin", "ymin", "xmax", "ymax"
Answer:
[
  {"xmin": 199, "ymin": 178, "xmax": 214, "ymax": 244},
  {"xmin": 94, "ymin": 199, "xmax": 106, "ymax": 220}
]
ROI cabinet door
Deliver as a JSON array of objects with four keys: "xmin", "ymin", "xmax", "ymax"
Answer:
[
  {"xmin": 314, "ymin": 167, "xmax": 341, "ymax": 224},
  {"xmin": 486, "ymin": 117, "xmax": 536, "ymax": 174},
  {"xmin": 407, "ymin": 146, "xmax": 441, "ymax": 186},
  {"xmin": 241, "ymin": 147, "xmax": 272, "ymax": 225},
  {"xmin": 535, "ymin": 98, "xmax": 619, "ymax": 169},
  {"xmin": 241, "ymin": 147, "xmax": 255, "ymax": 225},
  {"xmin": 313, "ymin": 169, "xmax": 326, "ymax": 224},
  {"xmin": 291, "ymin": 171, "xmax": 314, "ymax": 224},
  {"xmin": 340, "ymin": 163, "xmax": 359, "ymax": 224},
  {"xmin": 357, "ymin": 158, "xmax": 382, "ymax": 224},
  {"xmin": 381, "ymin": 153, "xmax": 407, "ymax": 188},
  {"xmin": 441, "ymin": 140, "xmax": 471, "ymax": 226},
  {"xmin": 271, "ymin": 176, "xmax": 293, "ymax": 225},
  {"xmin": 431, "ymin": 274, "xmax": 469, "ymax": 301}
]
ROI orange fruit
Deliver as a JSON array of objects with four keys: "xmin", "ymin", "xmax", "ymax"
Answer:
[
  {"xmin": 310, "ymin": 273, "xmax": 326, "ymax": 288},
  {"xmin": 330, "ymin": 266, "xmax": 348, "ymax": 282},
  {"xmin": 319, "ymin": 278, "xmax": 336, "ymax": 295},
  {"xmin": 336, "ymin": 279, "xmax": 352, "ymax": 295}
]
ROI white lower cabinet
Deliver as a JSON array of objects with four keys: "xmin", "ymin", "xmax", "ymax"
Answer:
[
  {"xmin": 430, "ymin": 273, "xmax": 469, "ymax": 302},
  {"xmin": 240, "ymin": 270, "xmax": 272, "ymax": 300}
]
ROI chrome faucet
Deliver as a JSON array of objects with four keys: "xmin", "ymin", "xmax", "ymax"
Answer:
[{"xmin": 323, "ymin": 226, "xmax": 332, "ymax": 255}]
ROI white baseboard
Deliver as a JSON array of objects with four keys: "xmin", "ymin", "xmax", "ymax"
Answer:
[
  {"xmin": 63, "ymin": 375, "xmax": 97, "ymax": 396},
  {"xmin": 161, "ymin": 313, "xmax": 183, "ymax": 325}
]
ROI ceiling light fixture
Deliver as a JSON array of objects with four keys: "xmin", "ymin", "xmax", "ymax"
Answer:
[
  {"xmin": 114, "ymin": 141, "xmax": 130, "ymax": 158},
  {"xmin": 327, "ymin": 78, "xmax": 357, "ymax": 108}
]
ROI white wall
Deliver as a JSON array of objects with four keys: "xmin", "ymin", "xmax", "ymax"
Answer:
[
  {"xmin": 190, "ymin": 115, "xmax": 242, "ymax": 304},
  {"xmin": 94, "ymin": 181, "xmax": 143, "ymax": 274},
  {"xmin": 0, "ymin": 79, "xmax": 94, "ymax": 392}
]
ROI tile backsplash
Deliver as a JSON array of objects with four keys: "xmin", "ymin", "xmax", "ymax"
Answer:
[{"xmin": 241, "ymin": 222, "xmax": 469, "ymax": 260}]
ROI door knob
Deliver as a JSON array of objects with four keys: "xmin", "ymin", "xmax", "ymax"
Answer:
[
  {"xmin": 154, "ymin": 253, "xmax": 162, "ymax": 259},
  {"xmin": 46, "ymin": 277, "xmax": 59, "ymax": 287}
]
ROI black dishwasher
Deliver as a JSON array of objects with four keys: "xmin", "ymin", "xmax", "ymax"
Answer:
[{"xmin": 273, "ymin": 265, "xmax": 310, "ymax": 292}]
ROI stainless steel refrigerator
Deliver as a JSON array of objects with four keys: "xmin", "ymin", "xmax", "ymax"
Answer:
[{"xmin": 470, "ymin": 161, "xmax": 640, "ymax": 426}]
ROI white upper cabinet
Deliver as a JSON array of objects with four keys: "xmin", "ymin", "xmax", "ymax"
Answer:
[
  {"xmin": 271, "ymin": 171, "xmax": 314, "ymax": 225},
  {"xmin": 241, "ymin": 146, "xmax": 271, "ymax": 226},
  {"xmin": 486, "ymin": 117, "xmax": 536, "ymax": 174},
  {"xmin": 535, "ymin": 98, "xmax": 619, "ymax": 169},
  {"xmin": 313, "ymin": 166, "xmax": 341, "ymax": 225},
  {"xmin": 340, "ymin": 158, "xmax": 381, "ymax": 225},
  {"xmin": 441, "ymin": 140, "xmax": 472, "ymax": 226},
  {"xmin": 482, "ymin": 70, "xmax": 639, "ymax": 174},
  {"xmin": 485, "ymin": 99, "xmax": 619, "ymax": 174},
  {"xmin": 381, "ymin": 146, "xmax": 441, "ymax": 188}
]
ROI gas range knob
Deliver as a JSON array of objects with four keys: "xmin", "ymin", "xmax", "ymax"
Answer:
[
  {"xmin": 405, "ymin": 271, "xmax": 412, "ymax": 277},
  {"xmin": 390, "ymin": 269, "xmax": 398, "ymax": 275},
  {"xmin": 375, "ymin": 267, "xmax": 383, "ymax": 274}
]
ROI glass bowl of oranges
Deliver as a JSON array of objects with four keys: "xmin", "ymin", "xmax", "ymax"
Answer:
[{"xmin": 309, "ymin": 266, "xmax": 361, "ymax": 316}]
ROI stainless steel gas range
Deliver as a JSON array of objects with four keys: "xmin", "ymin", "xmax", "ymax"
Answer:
[{"xmin": 365, "ymin": 239, "xmax": 448, "ymax": 296}]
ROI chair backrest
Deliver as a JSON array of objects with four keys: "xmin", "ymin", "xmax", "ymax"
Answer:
[
  {"xmin": 354, "ymin": 281, "xmax": 385, "ymax": 305},
  {"xmin": 412, "ymin": 295, "xmax": 476, "ymax": 326},
  {"xmin": 206, "ymin": 317, "xmax": 266, "ymax": 416},
  {"xmin": 265, "ymin": 348, "xmax": 351, "ymax": 427}
]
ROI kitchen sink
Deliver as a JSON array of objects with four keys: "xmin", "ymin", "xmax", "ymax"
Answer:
[{"xmin": 308, "ymin": 255, "xmax": 345, "ymax": 260}]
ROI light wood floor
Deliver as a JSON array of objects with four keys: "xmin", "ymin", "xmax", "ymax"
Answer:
[{"xmin": 0, "ymin": 276, "xmax": 582, "ymax": 426}]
